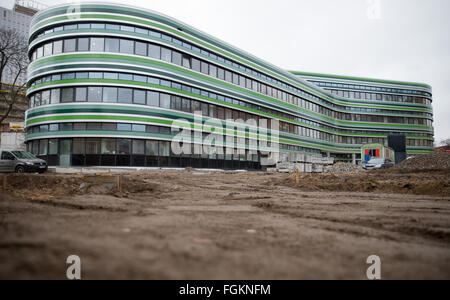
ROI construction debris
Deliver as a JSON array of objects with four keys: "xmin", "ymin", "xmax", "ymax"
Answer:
[{"xmin": 393, "ymin": 153, "xmax": 450, "ymax": 170}]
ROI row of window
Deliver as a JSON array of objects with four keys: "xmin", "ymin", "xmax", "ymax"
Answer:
[
  {"xmin": 28, "ymin": 137, "xmax": 261, "ymax": 162},
  {"xmin": 326, "ymin": 89, "xmax": 431, "ymax": 106},
  {"xmin": 33, "ymin": 21, "xmax": 311, "ymax": 100},
  {"xmin": 31, "ymin": 34, "xmax": 421, "ymax": 119},
  {"xmin": 30, "ymin": 71, "xmax": 433, "ymax": 131},
  {"xmin": 310, "ymin": 80, "xmax": 431, "ymax": 97},
  {"xmin": 29, "ymin": 83, "xmax": 433, "ymax": 131}
]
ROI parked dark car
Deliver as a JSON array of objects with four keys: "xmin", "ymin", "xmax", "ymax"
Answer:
[
  {"xmin": 0, "ymin": 150, "xmax": 48, "ymax": 173},
  {"xmin": 363, "ymin": 158, "xmax": 394, "ymax": 170}
]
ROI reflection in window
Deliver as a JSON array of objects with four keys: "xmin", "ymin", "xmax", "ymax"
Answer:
[
  {"xmin": 118, "ymin": 88, "xmax": 132, "ymax": 103},
  {"xmin": 63, "ymin": 39, "xmax": 76, "ymax": 52},
  {"xmin": 161, "ymin": 47, "xmax": 172, "ymax": 62},
  {"xmin": 117, "ymin": 139, "xmax": 131, "ymax": 155},
  {"xmin": 103, "ymin": 87, "xmax": 118, "ymax": 103},
  {"xmin": 146, "ymin": 140, "xmax": 159, "ymax": 156},
  {"xmin": 90, "ymin": 38, "xmax": 104, "ymax": 52},
  {"xmin": 86, "ymin": 138, "xmax": 101, "ymax": 154},
  {"xmin": 119, "ymin": 39, "xmax": 134, "ymax": 54},
  {"xmin": 88, "ymin": 87, "xmax": 102, "ymax": 102},
  {"xmin": 132, "ymin": 140, "xmax": 145, "ymax": 155},
  {"xmin": 105, "ymin": 38, "xmax": 119, "ymax": 52},
  {"xmin": 101, "ymin": 138, "xmax": 116, "ymax": 154},
  {"xmin": 75, "ymin": 87, "xmax": 87, "ymax": 102}
]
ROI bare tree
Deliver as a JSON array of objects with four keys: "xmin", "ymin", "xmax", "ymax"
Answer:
[
  {"xmin": 440, "ymin": 138, "xmax": 450, "ymax": 147},
  {"xmin": 0, "ymin": 28, "xmax": 29, "ymax": 125}
]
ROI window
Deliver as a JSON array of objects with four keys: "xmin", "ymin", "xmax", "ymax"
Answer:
[
  {"xmin": 147, "ymin": 126, "xmax": 159, "ymax": 133},
  {"xmin": 49, "ymin": 139, "xmax": 58, "ymax": 155},
  {"xmin": 182, "ymin": 98, "xmax": 191, "ymax": 112},
  {"xmin": 60, "ymin": 123, "xmax": 73, "ymax": 131},
  {"xmin": 209, "ymin": 65, "xmax": 217, "ymax": 77},
  {"xmin": 146, "ymin": 141, "xmax": 159, "ymax": 156},
  {"xmin": 132, "ymin": 140, "xmax": 145, "ymax": 155},
  {"xmin": 53, "ymin": 40, "xmax": 63, "ymax": 54},
  {"xmin": 160, "ymin": 93, "xmax": 171, "ymax": 108},
  {"xmin": 38, "ymin": 140, "xmax": 48, "ymax": 155},
  {"xmin": 86, "ymin": 138, "xmax": 101, "ymax": 154},
  {"xmin": 201, "ymin": 61, "xmax": 209, "ymax": 74},
  {"xmin": 134, "ymin": 41, "xmax": 147, "ymax": 56},
  {"xmin": 61, "ymin": 88, "xmax": 74, "ymax": 102},
  {"xmin": 50, "ymin": 89, "xmax": 60, "ymax": 104},
  {"xmin": 119, "ymin": 39, "xmax": 134, "ymax": 54},
  {"xmin": 39, "ymin": 125, "xmax": 48, "ymax": 132},
  {"xmin": 117, "ymin": 123, "xmax": 132, "ymax": 131},
  {"xmin": 232, "ymin": 73, "xmax": 239, "ymax": 85},
  {"xmin": 73, "ymin": 138, "xmax": 85, "ymax": 154},
  {"xmin": 172, "ymin": 51, "xmax": 182, "ymax": 65},
  {"xmin": 74, "ymin": 123, "xmax": 87, "ymax": 130},
  {"xmin": 105, "ymin": 38, "xmax": 119, "ymax": 52},
  {"xmin": 44, "ymin": 43, "xmax": 52, "ymax": 56},
  {"xmin": 121, "ymin": 25, "xmax": 134, "ymax": 32},
  {"xmin": 102, "ymin": 123, "xmax": 116, "ymax": 131},
  {"xmin": 118, "ymin": 88, "xmax": 132, "ymax": 103},
  {"xmin": 161, "ymin": 47, "xmax": 172, "ymax": 62},
  {"xmin": 49, "ymin": 124, "xmax": 59, "ymax": 131},
  {"xmin": 87, "ymin": 123, "xmax": 102, "ymax": 130},
  {"xmin": 75, "ymin": 87, "xmax": 87, "ymax": 102},
  {"xmin": 90, "ymin": 38, "xmax": 104, "ymax": 52},
  {"xmin": 148, "ymin": 44, "xmax": 161, "ymax": 59},
  {"xmin": 88, "ymin": 87, "xmax": 102, "ymax": 102},
  {"xmin": 41, "ymin": 90, "xmax": 50, "ymax": 105},
  {"xmin": 117, "ymin": 139, "xmax": 131, "ymax": 154},
  {"xmin": 78, "ymin": 38, "xmax": 89, "ymax": 51},
  {"xmin": 36, "ymin": 46, "xmax": 43, "ymax": 58},
  {"xmin": 103, "ymin": 87, "xmax": 117, "ymax": 103},
  {"xmin": 101, "ymin": 138, "xmax": 116, "ymax": 154},
  {"xmin": 192, "ymin": 58, "xmax": 201, "ymax": 72},
  {"xmin": 225, "ymin": 70, "xmax": 232, "ymax": 82},
  {"xmin": 159, "ymin": 141, "xmax": 170, "ymax": 156},
  {"xmin": 132, "ymin": 124, "xmax": 146, "ymax": 132},
  {"xmin": 133, "ymin": 90, "xmax": 146, "ymax": 104},
  {"xmin": 64, "ymin": 39, "xmax": 76, "ymax": 52},
  {"xmin": 147, "ymin": 91, "xmax": 159, "ymax": 107},
  {"xmin": 218, "ymin": 68, "xmax": 225, "ymax": 80},
  {"xmin": 182, "ymin": 54, "xmax": 191, "ymax": 68}
]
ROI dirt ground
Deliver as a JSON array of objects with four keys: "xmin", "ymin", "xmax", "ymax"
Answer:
[{"xmin": 0, "ymin": 168, "xmax": 449, "ymax": 280}]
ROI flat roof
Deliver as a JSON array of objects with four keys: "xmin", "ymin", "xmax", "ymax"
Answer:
[{"xmin": 289, "ymin": 71, "xmax": 431, "ymax": 89}]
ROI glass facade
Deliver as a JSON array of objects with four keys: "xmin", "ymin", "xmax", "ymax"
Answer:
[{"xmin": 25, "ymin": 3, "xmax": 434, "ymax": 168}]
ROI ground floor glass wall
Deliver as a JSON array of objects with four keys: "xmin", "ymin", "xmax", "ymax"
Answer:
[{"xmin": 27, "ymin": 138, "xmax": 262, "ymax": 170}]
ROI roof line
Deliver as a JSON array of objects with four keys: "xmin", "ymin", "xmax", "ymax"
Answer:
[{"xmin": 289, "ymin": 71, "xmax": 432, "ymax": 90}]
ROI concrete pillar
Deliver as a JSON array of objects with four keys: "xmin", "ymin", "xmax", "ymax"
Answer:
[
  {"xmin": 352, "ymin": 153, "xmax": 356, "ymax": 165},
  {"xmin": 326, "ymin": 152, "xmax": 331, "ymax": 158}
]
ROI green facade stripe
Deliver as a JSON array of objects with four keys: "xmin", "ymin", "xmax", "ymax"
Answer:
[{"xmin": 28, "ymin": 54, "xmax": 434, "ymax": 130}]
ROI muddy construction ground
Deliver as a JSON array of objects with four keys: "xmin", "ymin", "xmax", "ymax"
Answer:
[{"xmin": 0, "ymin": 167, "xmax": 449, "ymax": 280}]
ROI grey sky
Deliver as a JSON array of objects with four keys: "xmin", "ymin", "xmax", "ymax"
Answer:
[{"xmin": 4, "ymin": 0, "xmax": 449, "ymax": 143}]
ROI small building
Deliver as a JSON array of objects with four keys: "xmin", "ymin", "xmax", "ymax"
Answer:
[{"xmin": 361, "ymin": 143, "xmax": 395, "ymax": 163}]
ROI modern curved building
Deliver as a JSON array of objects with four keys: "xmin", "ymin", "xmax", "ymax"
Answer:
[{"xmin": 25, "ymin": 2, "xmax": 434, "ymax": 168}]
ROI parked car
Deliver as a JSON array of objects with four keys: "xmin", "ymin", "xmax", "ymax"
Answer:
[
  {"xmin": 0, "ymin": 150, "xmax": 48, "ymax": 173},
  {"xmin": 363, "ymin": 158, "xmax": 394, "ymax": 170}
]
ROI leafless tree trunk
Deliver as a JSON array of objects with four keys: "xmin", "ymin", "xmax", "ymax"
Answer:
[{"xmin": 0, "ymin": 28, "xmax": 29, "ymax": 125}]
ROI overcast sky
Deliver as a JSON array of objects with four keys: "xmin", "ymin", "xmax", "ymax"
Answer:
[{"xmin": 4, "ymin": 0, "xmax": 450, "ymax": 143}]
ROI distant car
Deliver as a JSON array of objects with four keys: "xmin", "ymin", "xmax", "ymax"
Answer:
[
  {"xmin": 0, "ymin": 150, "xmax": 48, "ymax": 173},
  {"xmin": 363, "ymin": 158, "xmax": 394, "ymax": 170}
]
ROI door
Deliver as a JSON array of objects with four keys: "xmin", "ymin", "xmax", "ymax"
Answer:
[
  {"xmin": 59, "ymin": 139, "xmax": 72, "ymax": 166},
  {"xmin": 0, "ymin": 151, "xmax": 17, "ymax": 172}
]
